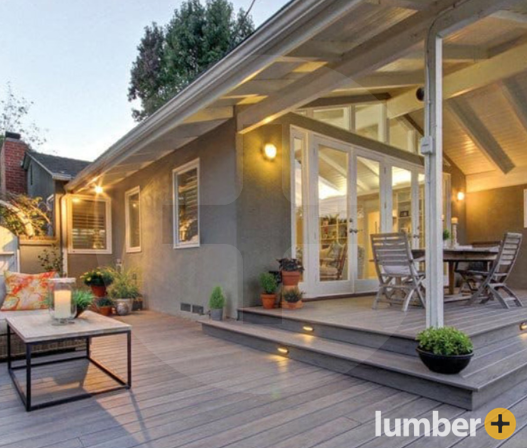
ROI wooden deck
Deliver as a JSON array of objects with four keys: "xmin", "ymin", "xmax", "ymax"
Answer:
[
  {"xmin": 1, "ymin": 311, "xmax": 527, "ymax": 447},
  {"xmin": 241, "ymin": 293, "xmax": 527, "ymax": 339}
]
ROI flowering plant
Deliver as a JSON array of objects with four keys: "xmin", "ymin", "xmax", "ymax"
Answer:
[{"xmin": 81, "ymin": 268, "xmax": 114, "ymax": 287}]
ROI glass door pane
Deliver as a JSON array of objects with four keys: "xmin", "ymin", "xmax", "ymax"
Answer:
[
  {"xmin": 318, "ymin": 145, "xmax": 349, "ymax": 284},
  {"xmin": 293, "ymin": 135, "xmax": 306, "ymax": 281},
  {"xmin": 392, "ymin": 166, "xmax": 413, "ymax": 235},
  {"xmin": 356, "ymin": 157, "xmax": 380, "ymax": 281}
]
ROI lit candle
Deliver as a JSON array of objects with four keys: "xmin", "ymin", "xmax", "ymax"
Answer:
[{"xmin": 55, "ymin": 290, "xmax": 72, "ymax": 319}]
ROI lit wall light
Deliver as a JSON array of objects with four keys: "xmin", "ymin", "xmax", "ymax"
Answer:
[
  {"xmin": 277, "ymin": 347, "xmax": 289, "ymax": 354},
  {"xmin": 94, "ymin": 185, "xmax": 104, "ymax": 194},
  {"xmin": 264, "ymin": 143, "xmax": 277, "ymax": 160},
  {"xmin": 72, "ymin": 197, "xmax": 81, "ymax": 204},
  {"xmin": 303, "ymin": 325, "xmax": 314, "ymax": 333},
  {"xmin": 457, "ymin": 191, "xmax": 465, "ymax": 201},
  {"xmin": 520, "ymin": 322, "xmax": 527, "ymax": 331}
]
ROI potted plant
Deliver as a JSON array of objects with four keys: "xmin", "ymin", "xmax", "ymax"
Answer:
[
  {"xmin": 277, "ymin": 258, "xmax": 304, "ymax": 287},
  {"xmin": 443, "ymin": 229, "xmax": 451, "ymax": 248},
  {"xmin": 209, "ymin": 286, "xmax": 226, "ymax": 321},
  {"xmin": 81, "ymin": 268, "xmax": 114, "ymax": 298},
  {"xmin": 281, "ymin": 287, "xmax": 304, "ymax": 310},
  {"xmin": 96, "ymin": 297, "xmax": 114, "ymax": 317},
  {"xmin": 416, "ymin": 327, "xmax": 474, "ymax": 374},
  {"xmin": 260, "ymin": 273, "xmax": 278, "ymax": 309},
  {"xmin": 107, "ymin": 268, "xmax": 140, "ymax": 316},
  {"xmin": 72, "ymin": 289, "xmax": 95, "ymax": 318}
]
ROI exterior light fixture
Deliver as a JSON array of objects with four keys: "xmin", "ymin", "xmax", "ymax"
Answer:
[
  {"xmin": 264, "ymin": 143, "xmax": 277, "ymax": 160},
  {"xmin": 303, "ymin": 325, "xmax": 314, "ymax": 332},
  {"xmin": 520, "ymin": 322, "xmax": 527, "ymax": 331},
  {"xmin": 457, "ymin": 191, "xmax": 465, "ymax": 201},
  {"xmin": 277, "ymin": 347, "xmax": 289, "ymax": 354},
  {"xmin": 94, "ymin": 185, "xmax": 104, "ymax": 194}
]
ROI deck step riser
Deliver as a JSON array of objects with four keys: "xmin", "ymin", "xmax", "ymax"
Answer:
[
  {"xmin": 471, "ymin": 324, "xmax": 525, "ymax": 350},
  {"xmin": 203, "ymin": 323, "xmax": 474, "ymax": 410},
  {"xmin": 239, "ymin": 310, "xmax": 419, "ymax": 356}
]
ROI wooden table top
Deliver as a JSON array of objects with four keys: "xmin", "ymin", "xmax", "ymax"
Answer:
[
  {"xmin": 5, "ymin": 311, "xmax": 131, "ymax": 344},
  {"xmin": 412, "ymin": 246, "xmax": 499, "ymax": 261}
]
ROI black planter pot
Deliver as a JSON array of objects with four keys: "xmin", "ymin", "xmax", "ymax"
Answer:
[{"xmin": 416, "ymin": 347, "xmax": 473, "ymax": 375}]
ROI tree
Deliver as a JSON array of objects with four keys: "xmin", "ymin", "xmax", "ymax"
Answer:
[
  {"xmin": 128, "ymin": 0, "xmax": 254, "ymax": 121},
  {"xmin": 0, "ymin": 83, "xmax": 47, "ymax": 148}
]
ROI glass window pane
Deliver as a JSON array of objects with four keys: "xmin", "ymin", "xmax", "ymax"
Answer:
[
  {"xmin": 313, "ymin": 107, "xmax": 350, "ymax": 131},
  {"xmin": 392, "ymin": 167, "xmax": 413, "ymax": 235},
  {"xmin": 176, "ymin": 166, "xmax": 199, "ymax": 245},
  {"xmin": 355, "ymin": 103, "xmax": 383, "ymax": 141},
  {"xmin": 71, "ymin": 198, "xmax": 107, "ymax": 250},
  {"xmin": 293, "ymin": 137, "xmax": 305, "ymax": 274},
  {"xmin": 318, "ymin": 145, "xmax": 349, "ymax": 282},
  {"xmin": 356, "ymin": 157, "xmax": 380, "ymax": 280},
  {"xmin": 127, "ymin": 191, "xmax": 141, "ymax": 249}
]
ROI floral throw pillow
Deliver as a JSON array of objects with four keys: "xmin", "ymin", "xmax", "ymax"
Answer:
[{"xmin": 1, "ymin": 271, "xmax": 56, "ymax": 311}]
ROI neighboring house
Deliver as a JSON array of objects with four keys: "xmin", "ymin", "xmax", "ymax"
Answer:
[{"xmin": 35, "ymin": 1, "xmax": 527, "ymax": 319}]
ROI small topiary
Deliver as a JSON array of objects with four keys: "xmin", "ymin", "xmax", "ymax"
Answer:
[
  {"xmin": 260, "ymin": 273, "xmax": 278, "ymax": 294},
  {"xmin": 209, "ymin": 286, "xmax": 226, "ymax": 309},
  {"xmin": 417, "ymin": 327, "xmax": 473, "ymax": 356},
  {"xmin": 443, "ymin": 229, "xmax": 451, "ymax": 241},
  {"xmin": 282, "ymin": 287, "xmax": 303, "ymax": 303}
]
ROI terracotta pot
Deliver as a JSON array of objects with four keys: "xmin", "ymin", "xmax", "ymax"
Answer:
[
  {"xmin": 261, "ymin": 294, "xmax": 277, "ymax": 310},
  {"xmin": 98, "ymin": 306, "xmax": 112, "ymax": 317},
  {"xmin": 91, "ymin": 285, "xmax": 107, "ymax": 298},
  {"xmin": 281, "ymin": 271, "xmax": 301, "ymax": 287},
  {"xmin": 281, "ymin": 300, "xmax": 303, "ymax": 310}
]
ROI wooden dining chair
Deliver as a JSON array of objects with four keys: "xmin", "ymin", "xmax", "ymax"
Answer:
[
  {"xmin": 371, "ymin": 232, "xmax": 426, "ymax": 312},
  {"xmin": 461, "ymin": 233, "xmax": 523, "ymax": 308}
]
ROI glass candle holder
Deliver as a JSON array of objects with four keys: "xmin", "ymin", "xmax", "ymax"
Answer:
[{"xmin": 49, "ymin": 278, "xmax": 76, "ymax": 325}]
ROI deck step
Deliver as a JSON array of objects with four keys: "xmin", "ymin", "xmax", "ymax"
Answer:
[{"xmin": 202, "ymin": 319, "xmax": 527, "ymax": 410}]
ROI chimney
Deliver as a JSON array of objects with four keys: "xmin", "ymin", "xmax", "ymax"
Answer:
[{"xmin": 1, "ymin": 132, "xmax": 28, "ymax": 195}]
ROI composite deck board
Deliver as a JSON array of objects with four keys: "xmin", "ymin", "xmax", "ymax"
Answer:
[{"xmin": 0, "ymin": 310, "xmax": 525, "ymax": 448}]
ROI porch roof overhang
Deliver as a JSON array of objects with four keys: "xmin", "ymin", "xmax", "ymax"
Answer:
[{"xmin": 66, "ymin": 0, "xmax": 527, "ymax": 193}]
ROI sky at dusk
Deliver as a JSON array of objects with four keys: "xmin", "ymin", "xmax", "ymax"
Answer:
[{"xmin": 0, "ymin": 0, "xmax": 290, "ymax": 161}]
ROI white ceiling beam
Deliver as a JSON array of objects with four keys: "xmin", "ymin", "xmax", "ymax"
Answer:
[
  {"xmin": 366, "ymin": 0, "xmax": 436, "ymax": 10},
  {"xmin": 387, "ymin": 40, "xmax": 527, "ymax": 119},
  {"xmin": 182, "ymin": 107, "xmax": 233, "ymax": 124},
  {"xmin": 492, "ymin": 10, "xmax": 527, "ymax": 26},
  {"xmin": 358, "ymin": 157, "xmax": 380, "ymax": 177},
  {"xmin": 319, "ymin": 152, "xmax": 368, "ymax": 192},
  {"xmin": 405, "ymin": 45, "xmax": 489, "ymax": 62},
  {"xmin": 237, "ymin": 0, "xmax": 463, "ymax": 134},
  {"xmin": 227, "ymin": 80, "xmax": 294, "ymax": 97},
  {"xmin": 448, "ymin": 99, "xmax": 515, "ymax": 174},
  {"xmin": 500, "ymin": 78, "xmax": 527, "ymax": 131}
]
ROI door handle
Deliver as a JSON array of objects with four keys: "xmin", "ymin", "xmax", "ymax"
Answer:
[{"xmin": 349, "ymin": 228, "xmax": 359, "ymax": 234}]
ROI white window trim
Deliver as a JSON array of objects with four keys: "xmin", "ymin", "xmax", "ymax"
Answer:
[
  {"xmin": 67, "ymin": 194, "xmax": 112, "ymax": 255},
  {"xmin": 125, "ymin": 186, "xmax": 142, "ymax": 253},
  {"xmin": 173, "ymin": 159, "xmax": 200, "ymax": 249}
]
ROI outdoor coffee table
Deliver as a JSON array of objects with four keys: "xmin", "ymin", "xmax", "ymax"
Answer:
[{"xmin": 6, "ymin": 311, "xmax": 131, "ymax": 412}]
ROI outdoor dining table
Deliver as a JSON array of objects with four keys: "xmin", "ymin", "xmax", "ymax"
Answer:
[{"xmin": 411, "ymin": 246, "xmax": 499, "ymax": 299}]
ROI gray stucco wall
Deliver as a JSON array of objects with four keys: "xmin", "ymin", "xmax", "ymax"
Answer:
[{"xmin": 104, "ymin": 120, "xmax": 240, "ymax": 317}]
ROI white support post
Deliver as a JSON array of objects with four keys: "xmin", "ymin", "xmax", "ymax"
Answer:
[{"xmin": 423, "ymin": 33, "xmax": 444, "ymax": 328}]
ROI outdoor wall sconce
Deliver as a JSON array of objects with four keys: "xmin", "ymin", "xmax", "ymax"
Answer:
[
  {"xmin": 263, "ymin": 143, "xmax": 277, "ymax": 160},
  {"xmin": 277, "ymin": 347, "xmax": 289, "ymax": 354},
  {"xmin": 303, "ymin": 325, "xmax": 314, "ymax": 332},
  {"xmin": 94, "ymin": 185, "xmax": 104, "ymax": 194},
  {"xmin": 457, "ymin": 191, "xmax": 465, "ymax": 201},
  {"xmin": 520, "ymin": 322, "xmax": 527, "ymax": 331}
]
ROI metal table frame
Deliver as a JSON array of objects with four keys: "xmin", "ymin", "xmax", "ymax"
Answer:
[{"xmin": 7, "ymin": 324, "xmax": 132, "ymax": 412}]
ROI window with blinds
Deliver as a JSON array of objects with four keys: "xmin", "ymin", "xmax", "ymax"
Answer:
[
  {"xmin": 173, "ymin": 159, "xmax": 200, "ymax": 248},
  {"xmin": 69, "ymin": 197, "xmax": 111, "ymax": 253}
]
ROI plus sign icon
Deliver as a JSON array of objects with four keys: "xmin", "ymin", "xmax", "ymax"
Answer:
[{"xmin": 485, "ymin": 408, "xmax": 516, "ymax": 440}]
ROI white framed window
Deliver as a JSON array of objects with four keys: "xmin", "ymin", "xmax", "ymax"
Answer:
[
  {"xmin": 173, "ymin": 159, "xmax": 200, "ymax": 249},
  {"xmin": 125, "ymin": 186, "xmax": 141, "ymax": 253},
  {"xmin": 68, "ymin": 195, "xmax": 112, "ymax": 254}
]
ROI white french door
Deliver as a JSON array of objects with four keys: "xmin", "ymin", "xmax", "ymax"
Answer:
[{"xmin": 291, "ymin": 127, "xmax": 425, "ymax": 298}]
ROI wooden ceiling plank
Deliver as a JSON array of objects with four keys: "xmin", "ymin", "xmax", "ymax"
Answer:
[
  {"xmin": 448, "ymin": 99, "xmax": 515, "ymax": 174},
  {"xmin": 500, "ymin": 78, "xmax": 527, "ymax": 131}
]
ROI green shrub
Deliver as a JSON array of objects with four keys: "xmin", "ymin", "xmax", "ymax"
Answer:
[
  {"xmin": 282, "ymin": 287, "xmax": 303, "ymax": 303},
  {"xmin": 73, "ymin": 289, "xmax": 95, "ymax": 310},
  {"xmin": 209, "ymin": 286, "xmax": 226, "ymax": 309},
  {"xmin": 417, "ymin": 327, "xmax": 473, "ymax": 356},
  {"xmin": 260, "ymin": 273, "xmax": 277, "ymax": 294},
  {"xmin": 107, "ymin": 268, "xmax": 140, "ymax": 299},
  {"xmin": 443, "ymin": 229, "xmax": 451, "ymax": 241}
]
